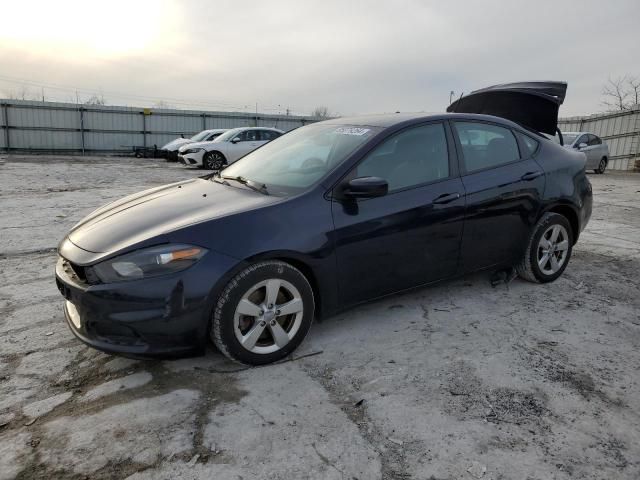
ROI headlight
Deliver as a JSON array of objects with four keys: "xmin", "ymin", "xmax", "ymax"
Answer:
[
  {"xmin": 181, "ymin": 148, "xmax": 204, "ymax": 154},
  {"xmin": 90, "ymin": 244, "xmax": 207, "ymax": 283}
]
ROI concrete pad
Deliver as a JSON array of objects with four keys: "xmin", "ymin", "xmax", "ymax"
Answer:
[
  {"xmin": 81, "ymin": 372, "xmax": 153, "ymax": 402},
  {"xmin": 40, "ymin": 389, "xmax": 200, "ymax": 475},
  {"xmin": 23, "ymin": 391, "xmax": 73, "ymax": 418},
  {"xmin": 0, "ymin": 158, "xmax": 639, "ymax": 479}
]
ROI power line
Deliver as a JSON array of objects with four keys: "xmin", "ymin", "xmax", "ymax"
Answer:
[{"xmin": 0, "ymin": 74, "xmax": 314, "ymax": 115}]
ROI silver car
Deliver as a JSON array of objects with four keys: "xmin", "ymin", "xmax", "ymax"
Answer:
[
  {"xmin": 178, "ymin": 127, "xmax": 284, "ymax": 170},
  {"xmin": 557, "ymin": 132, "xmax": 609, "ymax": 174}
]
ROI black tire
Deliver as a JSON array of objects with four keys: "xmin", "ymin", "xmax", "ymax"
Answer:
[
  {"xmin": 516, "ymin": 212, "xmax": 573, "ymax": 283},
  {"xmin": 595, "ymin": 157, "xmax": 607, "ymax": 174},
  {"xmin": 211, "ymin": 261, "xmax": 315, "ymax": 365},
  {"xmin": 203, "ymin": 151, "xmax": 226, "ymax": 170}
]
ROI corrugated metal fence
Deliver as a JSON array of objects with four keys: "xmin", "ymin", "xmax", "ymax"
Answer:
[
  {"xmin": 3, "ymin": 98, "xmax": 639, "ymax": 170},
  {"xmin": 0, "ymin": 99, "xmax": 319, "ymax": 155},
  {"xmin": 559, "ymin": 108, "xmax": 640, "ymax": 171}
]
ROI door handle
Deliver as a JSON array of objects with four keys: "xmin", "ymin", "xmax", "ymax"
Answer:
[
  {"xmin": 521, "ymin": 171, "xmax": 543, "ymax": 181},
  {"xmin": 433, "ymin": 192, "xmax": 461, "ymax": 205}
]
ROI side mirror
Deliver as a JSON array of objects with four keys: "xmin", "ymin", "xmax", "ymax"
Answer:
[
  {"xmin": 231, "ymin": 137, "xmax": 241, "ymax": 144},
  {"xmin": 576, "ymin": 142, "xmax": 588, "ymax": 149},
  {"xmin": 343, "ymin": 176, "xmax": 388, "ymax": 199}
]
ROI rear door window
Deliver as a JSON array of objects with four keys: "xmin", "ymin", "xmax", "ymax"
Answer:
[
  {"xmin": 588, "ymin": 134, "xmax": 601, "ymax": 146},
  {"xmin": 453, "ymin": 122, "xmax": 521, "ymax": 173},
  {"xmin": 260, "ymin": 130, "xmax": 281, "ymax": 141}
]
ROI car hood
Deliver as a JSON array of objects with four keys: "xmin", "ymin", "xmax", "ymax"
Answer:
[
  {"xmin": 64, "ymin": 178, "xmax": 279, "ymax": 262},
  {"xmin": 447, "ymin": 81, "xmax": 567, "ymax": 135},
  {"xmin": 161, "ymin": 138, "xmax": 192, "ymax": 150}
]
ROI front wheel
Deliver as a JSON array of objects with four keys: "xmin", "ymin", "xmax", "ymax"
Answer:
[
  {"xmin": 595, "ymin": 157, "xmax": 607, "ymax": 174},
  {"xmin": 517, "ymin": 213, "xmax": 573, "ymax": 283},
  {"xmin": 203, "ymin": 151, "xmax": 226, "ymax": 170},
  {"xmin": 211, "ymin": 261, "xmax": 315, "ymax": 365}
]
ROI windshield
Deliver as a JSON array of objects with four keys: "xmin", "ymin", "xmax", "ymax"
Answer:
[
  {"xmin": 553, "ymin": 133, "xmax": 579, "ymax": 145},
  {"xmin": 221, "ymin": 124, "xmax": 380, "ymax": 196},
  {"xmin": 190, "ymin": 131, "xmax": 211, "ymax": 142}
]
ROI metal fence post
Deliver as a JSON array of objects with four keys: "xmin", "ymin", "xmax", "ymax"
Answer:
[
  {"xmin": 1, "ymin": 103, "xmax": 9, "ymax": 152},
  {"xmin": 79, "ymin": 107, "xmax": 85, "ymax": 155},
  {"xmin": 142, "ymin": 111, "xmax": 147, "ymax": 149},
  {"xmin": 202, "ymin": 113, "xmax": 206, "ymax": 130}
]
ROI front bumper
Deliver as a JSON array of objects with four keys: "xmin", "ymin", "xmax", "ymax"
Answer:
[
  {"xmin": 178, "ymin": 150, "xmax": 205, "ymax": 166},
  {"xmin": 163, "ymin": 149, "xmax": 179, "ymax": 162},
  {"xmin": 55, "ymin": 248, "xmax": 240, "ymax": 357}
]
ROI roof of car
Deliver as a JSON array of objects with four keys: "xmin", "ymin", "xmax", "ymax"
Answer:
[
  {"xmin": 317, "ymin": 112, "xmax": 525, "ymax": 129},
  {"xmin": 230, "ymin": 127, "xmax": 283, "ymax": 131}
]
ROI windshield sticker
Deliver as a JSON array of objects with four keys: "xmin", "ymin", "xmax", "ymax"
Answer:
[{"xmin": 334, "ymin": 127, "xmax": 371, "ymax": 136}]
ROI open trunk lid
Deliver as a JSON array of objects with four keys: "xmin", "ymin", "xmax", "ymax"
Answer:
[{"xmin": 446, "ymin": 81, "xmax": 567, "ymax": 135}]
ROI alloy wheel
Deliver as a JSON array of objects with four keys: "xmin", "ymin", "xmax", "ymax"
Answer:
[
  {"xmin": 537, "ymin": 224, "xmax": 569, "ymax": 275},
  {"xmin": 205, "ymin": 152, "xmax": 225, "ymax": 170},
  {"xmin": 233, "ymin": 278, "xmax": 304, "ymax": 354},
  {"xmin": 598, "ymin": 159, "xmax": 606, "ymax": 173}
]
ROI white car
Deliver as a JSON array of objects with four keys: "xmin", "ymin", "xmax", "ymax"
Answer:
[
  {"xmin": 161, "ymin": 129, "xmax": 228, "ymax": 160},
  {"xmin": 178, "ymin": 127, "xmax": 284, "ymax": 169},
  {"xmin": 554, "ymin": 131, "xmax": 610, "ymax": 174}
]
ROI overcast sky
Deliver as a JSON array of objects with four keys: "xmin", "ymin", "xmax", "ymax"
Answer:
[{"xmin": 0, "ymin": 0, "xmax": 638, "ymax": 116}]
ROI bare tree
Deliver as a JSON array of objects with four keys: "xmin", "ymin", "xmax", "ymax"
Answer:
[
  {"xmin": 627, "ymin": 76, "xmax": 640, "ymax": 107},
  {"xmin": 602, "ymin": 76, "xmax": 630, "ymax": 111},
  {"xmin": 84, "ymin": 94, "xmax": 106, "ymax": 105},
  {"xmin": 153, "ymin": 100, "xmax": 175, "ymax": 109},
  {"xmin": 3, "ymin": 84, "xmax": 35, "ymax": 100},
  {"xmin": 17, "ymin": 84, "xmax": 33, "ymax": 100},
  {"xmin": 311, "ymin": 106, "xmax": 331, "ymax": 118},
  {"xmin": 601, "ymin": 75, "xmax": 640, "ymax": 111}
]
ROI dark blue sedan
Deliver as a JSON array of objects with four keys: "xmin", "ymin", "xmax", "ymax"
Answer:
[{"xmin": 55, "ymin": 81, "xmax": 592, "ymax": 365}]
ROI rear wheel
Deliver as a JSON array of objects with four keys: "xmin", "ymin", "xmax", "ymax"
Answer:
[
  {"xmin": 203, "ymin": 151, "xmax": 226, "ymax": 170},
  {"xmin": 517, "ymin": 213, "xmax": 573, "ymax": 283},
  {"xmin": 595, "ymin": 157, "xmax": 607, "ymax": 174},
  {"xmin": 211, "ymin": 261, "xmax": 315, "ymax": 365}
]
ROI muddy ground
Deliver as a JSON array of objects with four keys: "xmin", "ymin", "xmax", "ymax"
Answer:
[{"xmin": 0, "ymin": 155, "xmax": 639, "ymax": 480}]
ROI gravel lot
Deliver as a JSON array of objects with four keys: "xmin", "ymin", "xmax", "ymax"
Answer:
[{"xmin": 1, "ymin": 155, "xmax": 639, "ymax": 480}]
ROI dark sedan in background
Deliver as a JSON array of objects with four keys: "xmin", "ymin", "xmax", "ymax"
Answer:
[{"xmin": 55, "ymin": 81, "xmax": 592, "ymax": 365}]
